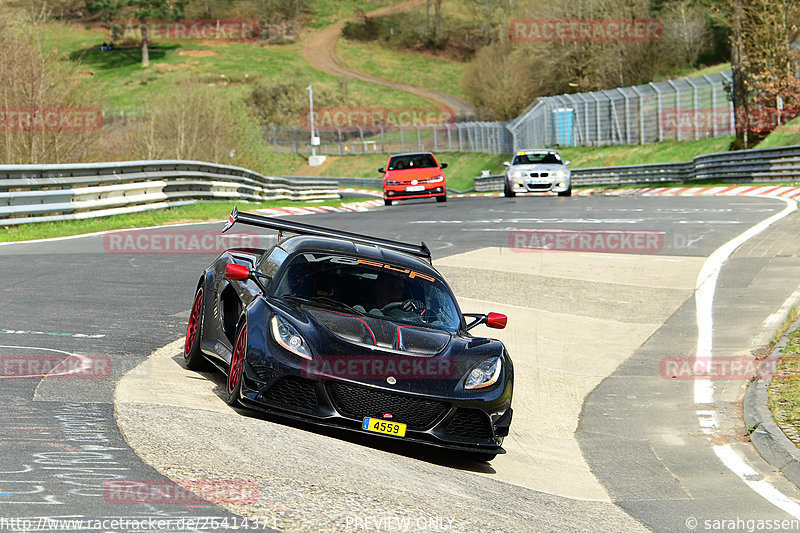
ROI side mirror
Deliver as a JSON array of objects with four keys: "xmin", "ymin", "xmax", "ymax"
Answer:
[
  {"xmin": 378, "ymin": 167, "xmax": 385, "ymax": 173},
  {"xmin": 225, "ymin": 264, "xmax": 250, "ymax": 281},
  {"xmin": 440, "ymin": 163, "xmax": 448, "ymax": 169},
  {"xmin": 564, "ymin": 160, "xmax": 571, "ymax": 166},
  {"xmin": 463, "ymin": 312, "xmax": 508, "ymax": 331},
  {"xmin": 503, "ymin": 161, "xmax": 511, "ymax": 167},
  {"xmin": 486, "ymin": 312, "xmax": 507, "ymax": 329}
]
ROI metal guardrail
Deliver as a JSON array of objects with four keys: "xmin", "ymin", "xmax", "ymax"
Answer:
[
  {"xmin": 0, "ymin": 160, "xmax": 339, "ymax": 225},
  {"xmin": 474, "ymin": 145, "xmax": 800, "ymax": 191}
]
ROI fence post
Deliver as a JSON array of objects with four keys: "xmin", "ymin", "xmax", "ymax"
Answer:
[
  {"xmin": 293, "ymin": 126, "xmax": 299, "ymax": 153},
  {"xmin": 271, "ymin": 125, "xmax": 277, "ymax": 152},
  {"xmin": 401, "ymin": 127, "xmax": 405, "ymax": 152},
  {"xmin": 337, "ymin": 128, "xmax": 343, "ymax": 155},
  {"xmin": 630, "ymin": 86, "xmax": 645, "ymax": 144},
  {"xmin": 666, "ymin": 80, "xmax": 681, "ymax": 141},
  {"xmin": 617, "ymin": 88, "xmax": 631, "ymax": 144},
  {"xmin": 380, "ymin": 126, "xmax": 385, "ymax": 153},
  {"xmin": 704, "ymin": 75, "xmax": 718, "ymax": 137},
  {"xmin": 589, "ymin": 92, "xmax": 601, "ymax": 145},
  {"xmin": 685, "ymin": 77, "xmax": 700, "ymax": 140},
  {"xmin": 416, "ymin": 126, "xmax": 422, "ymax": 151},
  {"xmin": 432, "ymin": 125, "xmax": 438, "ymax": 152},
  {"xmin": 446, "ymin": 124, "xmax": 453, "ymax": 151},
  {"xmin": 358, "ymin": 126, "xmax": 365, "ymax": 153},
  {"xmin": 649, "ymin": 82, "xmax": 663, "ymax": 142}
]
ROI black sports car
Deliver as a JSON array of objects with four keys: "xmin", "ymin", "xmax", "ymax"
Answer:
[{"xmin": 184, "ymin": 208, "xmax": 513, "ymax": 460}]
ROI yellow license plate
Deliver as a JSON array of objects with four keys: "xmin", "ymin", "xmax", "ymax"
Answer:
[{"xmin": 362, "ymin": 417, "xmax": 407, "ymax": 437}]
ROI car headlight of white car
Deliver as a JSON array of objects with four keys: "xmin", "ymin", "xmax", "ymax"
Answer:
[
  {"xmin": 510, "ymin": 171, "xmax": 523, "ymax": 179},
  {"xmin": 464, "ymin": 356, "xmax": 502, "ymax": 390}
]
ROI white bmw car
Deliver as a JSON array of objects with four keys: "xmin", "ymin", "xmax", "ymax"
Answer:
[{"xmin": 503, "ymin": 149, "xmax": 571, "ymax": 197}]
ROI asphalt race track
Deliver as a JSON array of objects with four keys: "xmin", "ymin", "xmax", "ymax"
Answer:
[{"xmin": 2, "ymin": 194, "xmax": 800, "ymax": 532}]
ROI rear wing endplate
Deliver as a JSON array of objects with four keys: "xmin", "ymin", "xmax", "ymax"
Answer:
[{"xmin": 222, "ymin": 206, "xmax": 432, "ymax": 262}]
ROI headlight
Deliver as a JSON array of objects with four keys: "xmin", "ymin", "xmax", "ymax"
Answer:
[
  {"xmin": 464, "ymin": 356, "xmax": 502, "ymax": 390},
  {"xmin": 429, "ymin": 176, "xmax": 444, "ymax": 183},
  {"xmin": 554, "ymin": 170, "xmax": 568, "ymax": 178},
  {"xmin": 510, "ymin": 171, "xmax": 522, "ymax": 179},
  {"xmin": 270, "ymin": 315, "xmax": 312, "ymax": 360}
]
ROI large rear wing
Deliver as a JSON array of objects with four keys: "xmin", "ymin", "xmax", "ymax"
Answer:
[{"xmin": 222, "ymin": 206, "xmax": 432, "ymax": 262}]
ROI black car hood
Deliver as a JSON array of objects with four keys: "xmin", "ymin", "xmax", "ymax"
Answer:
[{"xmin": 304, "ymin": 306, "xmax": 451, "ymax": 355}]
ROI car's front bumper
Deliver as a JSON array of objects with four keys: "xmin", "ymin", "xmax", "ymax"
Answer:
[
  {"xmin": 238, "ymin": 359, "xmax": 511, "ymax": 455},
  {"xmin": 384, "ymin": 184, "xmax": 446, "ymax": 201},
  {"xmin": 507, "ymin": 174, "xmax": 570, "ymax": 193}
]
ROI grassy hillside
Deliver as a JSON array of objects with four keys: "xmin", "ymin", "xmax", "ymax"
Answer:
[
  {"xmin": 756, "ymin": 116, "xmax": 800, "ymax": 149},
  {"xmin": 336, "ymin": 39, "xmax": 469, "ymax": 99},
  {"xmin": 42, "ymin": 22, "xmax": 431, "ymax": 113}
]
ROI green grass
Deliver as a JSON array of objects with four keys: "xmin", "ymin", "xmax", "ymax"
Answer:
[
  {"xmin": 768, "ymin": 311, "xmax": 800, "ymax": 447},
  {"xmin": 309, "ymin": 0, "xmax": 397, "ymax": 29},
  {"xmin": 653, "ymin": 62, "xmax": 731, "ymax": 82},
  {"xmin": 0, "ymin": 198, "xmax": 374, "ymax": 242},
  {"xmin": 756, "ymin": 116, "xmax": 800, "ymax": 149},
  {"xmin": 558, "ymin": 136, "xmax": 735, "ymax": 168},
  {"xmin": 336, "ymin": 39, "xmax": 468, "ymax": 99},
  {"xmin": 41, "ymin": 21, "xmax": 431, "ymax": 113}
]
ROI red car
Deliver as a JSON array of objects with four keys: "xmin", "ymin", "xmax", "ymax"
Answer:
[{"xmin": 379, "ymin": 152, "xmax": 447, "ymax": 206}]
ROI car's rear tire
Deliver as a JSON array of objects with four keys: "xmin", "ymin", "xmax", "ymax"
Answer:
[
  {"xmin": 436, "ymin": 194, "xmax": 447, "ymax": 203},
  {"xmin": 184, "ymin": 287, "xmax": 208, "ymax": 370},
  {"xmin": 225, "ymin": 319, "xmax": 247, "ymax": 406},
  {"xmin": 384, "ymin": 198, "xmax": 392, "ymax": 206},
  {"xmin": 558, "ymin": 188, "xmax": 572, "ymax": 197},
  {"xmin": 504, "ymin": 182, "xmax": 516, "ymax": 198}
]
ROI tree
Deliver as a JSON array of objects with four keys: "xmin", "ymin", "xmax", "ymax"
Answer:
[
  {"xmin": 729, "ymin": 0, "xmax": 800, "ymax": 148},
  {"xmin": 86, "ymin": 0, "xmax": 185, "ymax": 66},
  {"xmin": 0, "ymin": 18, "xmax": 101, "ymax": 163}
]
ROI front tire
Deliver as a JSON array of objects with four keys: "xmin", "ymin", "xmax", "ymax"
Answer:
[
  {"xmin": 558, "ymin": 187, "xmax": 572, "ymax": 197},
  {"xmin": 504, "ymin": 181, "xmax": 516, "ymax": 198},
  {"xmin": 436, "ymin": 194, "xmax": 447, "ymax": 203},
  {"xmin": 225, "ymin": 319, "xmax": 247, "ymax": 406},
  {"xmin": 184, "ymin": 287, "xmax": 207, "ymax": 370},
  {"xmin": 384, "ymin": 198, "xmax": 392, "ymax": 206}
]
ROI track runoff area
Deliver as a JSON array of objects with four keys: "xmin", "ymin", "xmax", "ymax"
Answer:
[{"xmin": 2, "ymin": 191, "xmax": 800, "ymax": 532}]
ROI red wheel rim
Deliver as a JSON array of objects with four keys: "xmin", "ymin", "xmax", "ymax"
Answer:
[
  {"xmin": 228, "ymin": 323, "xmax": 247, "ymax": 394},
  {"xmin": 185, "ymin": 288, "xmax": 203, "ymax": 356}
]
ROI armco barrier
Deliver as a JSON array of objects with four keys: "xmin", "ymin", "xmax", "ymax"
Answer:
[
  {"xmin": 0, "ymin": 160, "xmax": 339, "ymax": 225},
  {"xmin": 474, "ymin": 144, "xmax": 800, "ymax": 191}
]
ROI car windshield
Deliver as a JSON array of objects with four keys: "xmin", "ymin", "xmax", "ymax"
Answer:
[
  {"xmin": 387, "ymin": 154, "xmax": 437, "ymax": 170},
  {"xmin": 513, "ymin": 152, "xmax": 562, "ymax": 165},
  {"xmin": 273, "ymin": 253, "xmax": 462, "ymax": 332}
]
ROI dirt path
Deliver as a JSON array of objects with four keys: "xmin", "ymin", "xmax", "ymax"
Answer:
[{"xmin": 300, "ymin": 0, "xmax": 476, "ymax": 119}]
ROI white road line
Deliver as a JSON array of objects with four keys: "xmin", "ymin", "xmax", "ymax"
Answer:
[
  {"xmin": 692, "ymin": 195, "xmax": 799, "ymax": 515},
  {"xmin": 714, "ymin": 445, "xmax": 800, "ymax": 517}
]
